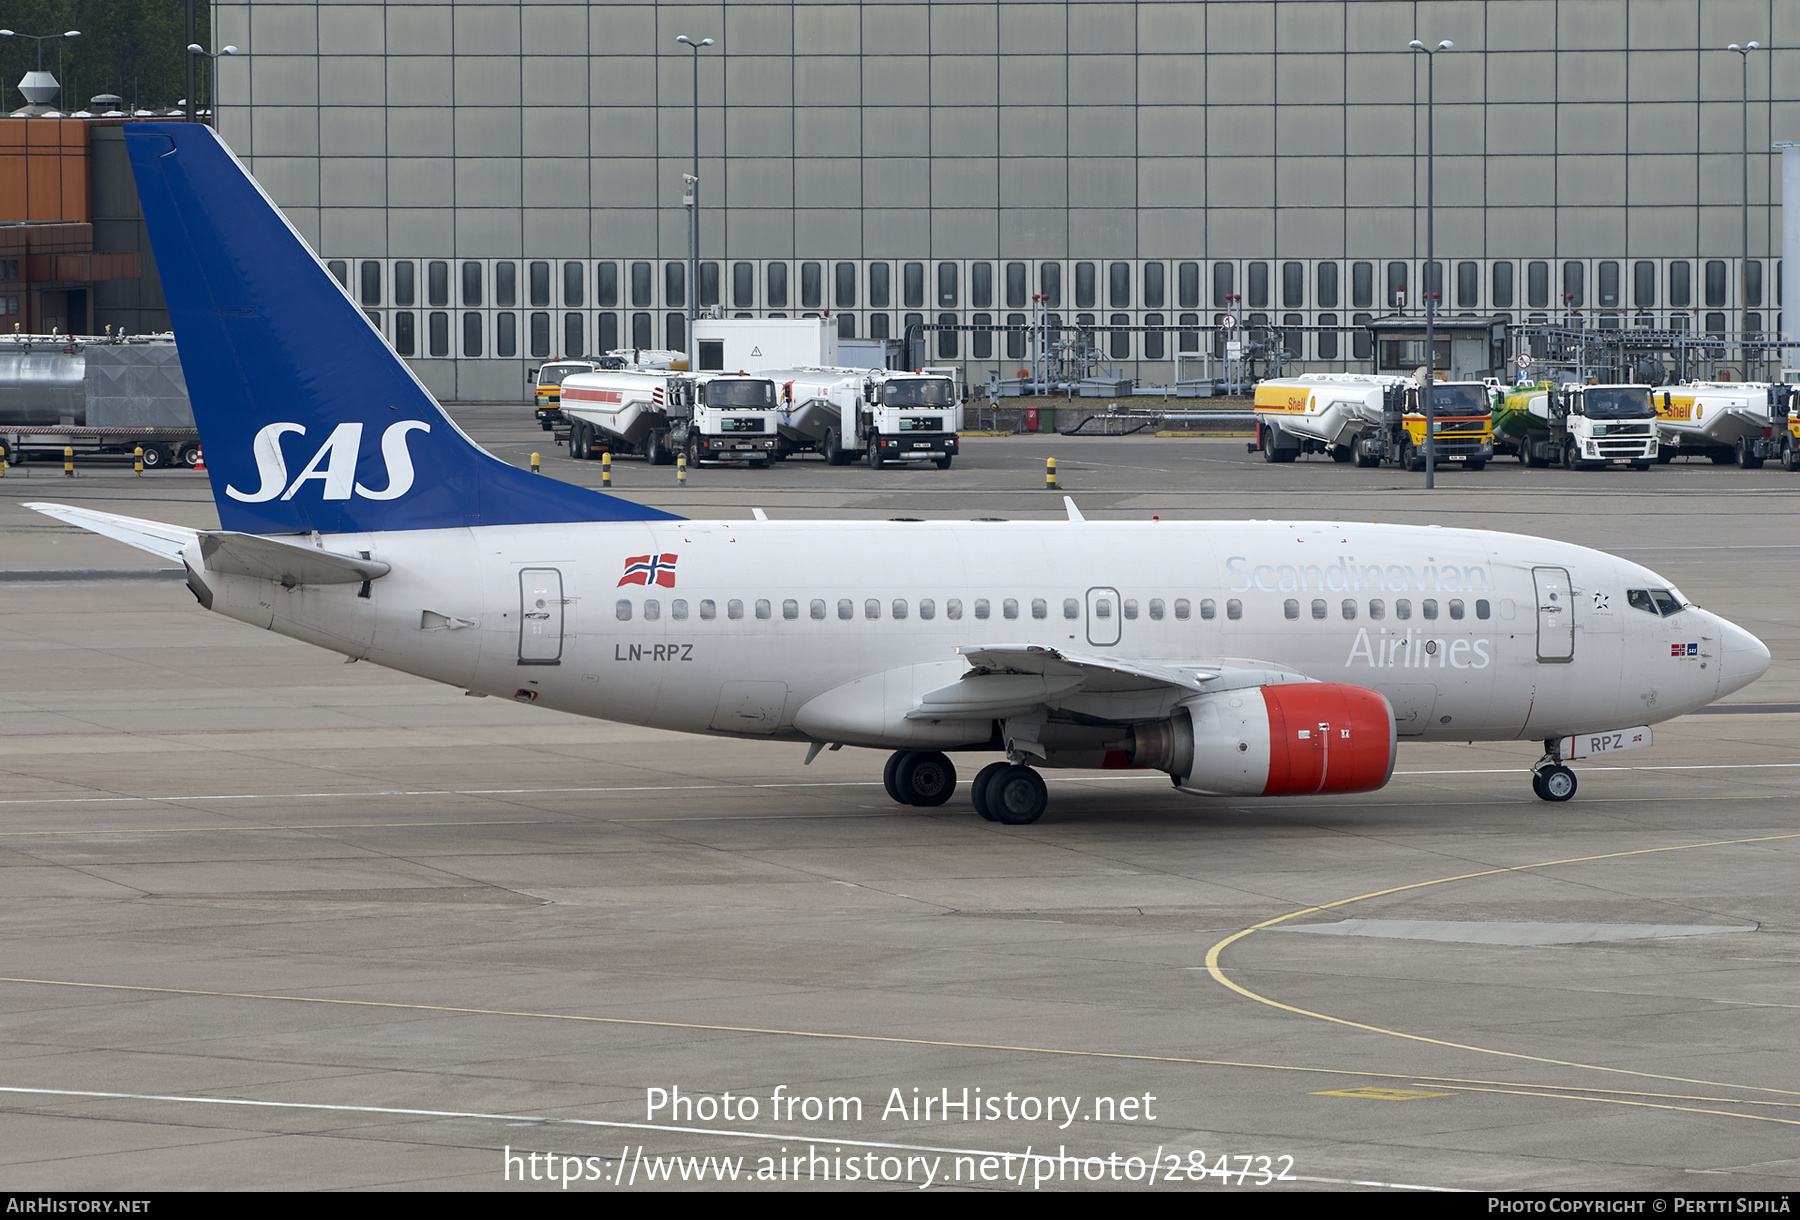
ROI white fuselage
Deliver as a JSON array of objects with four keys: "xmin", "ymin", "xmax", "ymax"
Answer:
[{"xmin": 180, "ymin": 518, "xmax": 1762, "ymax": 754}]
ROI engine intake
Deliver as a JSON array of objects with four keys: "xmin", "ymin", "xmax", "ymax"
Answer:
[{"xmin": 1143, "ymin": 683, "xmax": 1397, "ymax": 798}]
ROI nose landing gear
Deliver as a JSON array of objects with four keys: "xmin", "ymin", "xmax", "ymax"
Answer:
[{"xmin": 1530, "ymin": 740, "xmax": 1578, "ymax": 802}]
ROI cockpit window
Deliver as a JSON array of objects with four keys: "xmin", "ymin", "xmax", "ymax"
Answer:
[{"xmin": 1627, "ymin": 588, "xmax": 1684, "ymax": 617}]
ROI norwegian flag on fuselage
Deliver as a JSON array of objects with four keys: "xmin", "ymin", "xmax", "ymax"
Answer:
[{"xmin": 619, "ymin": 553, "xmax": 678, "ymax": 588}]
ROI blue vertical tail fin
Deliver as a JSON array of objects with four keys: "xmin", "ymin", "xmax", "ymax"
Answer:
[{"xmin": 125, "ymin": 123, "xmax": 680, "ymax": 534}]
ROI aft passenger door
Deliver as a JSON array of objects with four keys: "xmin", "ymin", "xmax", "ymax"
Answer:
[
  {"xmin": 1086, "ymin": 586, "xmax": 1121, "ymax": 647},
  {"xmin": 518, "ymin": 567, "xmax": 565, "ymax": 665},
  {"xmin": 1533, "ymin": 566, "xmax": 1574, "ymax": 663}
]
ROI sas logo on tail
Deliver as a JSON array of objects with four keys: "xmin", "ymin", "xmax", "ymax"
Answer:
[
  {"xmin": 227, "ymin": 420, "xmax": 432, "ymax": 503},
  {"xmin": 618, "ymin": 553, "xmax": 678, "ymax": 588}
]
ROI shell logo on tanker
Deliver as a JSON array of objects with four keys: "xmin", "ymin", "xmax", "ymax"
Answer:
[{"xmin": 1254, "ymin": 388, "xmax": 1311, "ymax": 413}]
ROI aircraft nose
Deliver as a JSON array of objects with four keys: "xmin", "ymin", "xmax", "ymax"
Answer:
[{"xmin": 1714, "ymin": 615, "xmax": 1771, "ymax": 700}]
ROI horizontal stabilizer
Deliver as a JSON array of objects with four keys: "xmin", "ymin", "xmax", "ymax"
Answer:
[
  {"xmin": 198, "ymin": 532, "xmax": 391, "ymax": 586},
  {"xmin": 24, "ymin": 503, "xmax": 198, "ymax": 562}
]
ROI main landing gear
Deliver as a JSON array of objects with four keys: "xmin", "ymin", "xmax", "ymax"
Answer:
[
  {"xmin": 881, "ymin": 751, "xmax": 1050, "ymax": 824},
  {"xmin": 1530, "ymin": 740, "xmax": 1578, "ymax": 802}
]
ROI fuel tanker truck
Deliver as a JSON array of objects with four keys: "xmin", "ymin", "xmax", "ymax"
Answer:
[
  {"xmin": 1251, "ymin": 373, "xmax": 1493, "ymax": 470},
  {"xmin": 1651, "ymin": 381, "xmax": 1794, "ymax": 469}
]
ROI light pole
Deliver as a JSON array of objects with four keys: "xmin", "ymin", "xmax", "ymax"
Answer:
[
  {"xmin": 187, "ymin": 44, "xmax": 239, "ymax": 128},
  {"xmin": 1410, "ymin": 37, "xmax": 1452, "ymax": 490},
  {"xmin": 676, "ymin": 34, "xmax": 714, "ymax": 371},
  {"xmin": 0, "ymin": 29, "xmax": 80, "ymax": 112},
  {"xmin": 1729, "ymin": 42, "xmax": 1759, "ymax": 377},
  {"xmin": 0, "ymin": 27, "xmax": 80, "ymax": 71}
]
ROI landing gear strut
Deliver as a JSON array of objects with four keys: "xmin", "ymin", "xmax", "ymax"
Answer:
[{"xmin": 1530, "ymin": 740, "xmax": 1578, "ymax": 802}]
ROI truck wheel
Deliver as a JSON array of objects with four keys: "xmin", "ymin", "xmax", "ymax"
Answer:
[
  {"xmin": 177, "ymin": 442, "xmax": 203, "ymax": 468},
  {"xmin": 1784, "ymin": 442, "xmax": 1800, "ymax": 473},
  {"xmin": 1561, "ymin": 441, "xmax": 1579, "ymax": 470},
  {"xmin": 867, "ymin": 439, "xmax": 881, "ymax": 469},
  {"xmin": 646, "ymin": 430, "xmax": 670, "ymax": 466},
  {"xmin": 1736, "ymin": 438, "xmax": 1764, "ymax": 471},
  {"xmin": 934, "ymin": 455, "xmax": 953, "ymax": 470},
  {"xmin": 1465, "ymin": 457, "xmax": 1486, "ymax": 472},
  {"xmin": 1259, "ymin": 425, "xmax": 1280, "ymax": 463},
  {"xmin": 1656, "ymin": 448, "xmax": 1676, "ymax": 464},
  {"xmin": 1709, "ymin": 450, "xmax": 1735, "ymax": 466},
  {"xmin": 568, "ymin": 421, "xmax": 586, "ymax": 459},
  {"xmin": 138, "ymin": 443, "xmax": 169, "ymax": 469},
  {"xmin": 1330, "ymin": 443, "xmax": 1353, "ymax": 463}
]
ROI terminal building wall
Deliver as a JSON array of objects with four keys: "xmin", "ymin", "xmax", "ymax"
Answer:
[{"xmin": 212, "ymin": 1, "xmax": 1797, "ymax": 400}]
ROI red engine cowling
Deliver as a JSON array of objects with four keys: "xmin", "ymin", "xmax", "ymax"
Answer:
[{"xmin": 1158, "ymin": 683, "xmax": 1397, "ymax": 798}]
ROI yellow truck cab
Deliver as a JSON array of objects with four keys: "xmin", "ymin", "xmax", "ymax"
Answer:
[{"xmin": 529, "ymin": 360, "xmax": 599, "ymax": 430}]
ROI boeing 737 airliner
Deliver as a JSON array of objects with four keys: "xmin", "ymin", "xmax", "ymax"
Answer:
[{"xmin": 26, "ymin": 125, "xmax": 1771, "ymax": 825}]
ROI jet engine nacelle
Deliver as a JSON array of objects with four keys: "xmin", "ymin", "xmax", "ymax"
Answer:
[{"xmin": 1130, "ymin": 683, "xmax": 1397, "ymax": 797}]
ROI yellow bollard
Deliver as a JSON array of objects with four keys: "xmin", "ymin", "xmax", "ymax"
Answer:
[
  {"xmin": 677, "ymin": 453, "xmax": 687, "ymax": 485},
  {"xmin": 1045, "ymin": 455, "xmax": 1059, "ymax": 490},
  {"xmin": 530, "ymin": 451, "xmax": 540, "ymax": 474},
  {"xmin": 602, "ymin": 451, "xmax": 612, "ymax": 487},
  {"xmin": 134, "ymin": 446, "xmax": 144, "ymax": 477},
  {"xmin": 64, "ymin": 445, "xmax": 75, "ymax": 478}
]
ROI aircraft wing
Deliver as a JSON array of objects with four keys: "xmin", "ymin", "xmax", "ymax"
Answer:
[
  {"xmin": 24, "ymin": 503, "xmax": 198, "ymax": 563},
  {"xmin": 907, "ymin": 644, "xmax": 1310, "ymax": 723}
]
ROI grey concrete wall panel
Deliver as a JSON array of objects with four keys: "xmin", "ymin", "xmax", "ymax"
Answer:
[
  {"xmin": 389, "ymin": 109, "xmax": 454, "ymax": 158},
  {"xmin": 1483, "ymin": 206, "xmax": 1555, "ymax": 257},
  {"xmin": 1280, "ymin": 56, "xmax": 1346, "ymax": 107},
  {"xmin": 1627, "ymin": 155, "xmax": 1698, "ymax": 206},
  {"xmin": 1068, "ymin": 56, "xmax": 1137, "ymax": 106},
  {"xmin": 1629, "ymin": 207, "xmax": 1700, "ymax": 254},
  {"xmin": 251, "ymin": 56, "xmax": 320, "ymax": 107},
  {"xmin": 387, "ymin": 208, "xmax": 453, "ymax": 257},
  {"xmin": 407, "ymin": 357, "xmax": 455, "ymax": 401},
  {"xmin": 320, "ymin": 107, "xmax": 387, "ymax": 158},
  {"xmin": 1628, "ymin": 0, "xmax": 1698, "ymax": 46},
  {"xmin": 1344, "ymin": 207, "xmax": 1411, "ymax": 256},
  {"xmin": 1557, "ymin": 207, "xmax": 1628, "ymax": 257},
  {"xmin": 1139, "ymin": 4, "xmax": 1208, "ymax": 55},
  {"xmin": 658, "ymin": 156, "xmax": 723, "ymax": 209},
  {"xmin": 320, "ymin": 58, "xmax": 387, "ymax": 109},
  {"xmin": 455, "ymin": 159, "xmax": 523, "ymax": 209},
  {"xmin": 864, "ymin": 57, "xmax": 931, "ymax": 107},
  {"xmin": 1000, "ymin": 157, "xmax": 1068, "ymax": 207},
  {"xmin": 1346, "ymin": 155, "xmax": 1412, "ymax": 207},
  {"xmin": 524, "ymin": 109, "xmax": 589, "ymax": 158},
  {"xmin": 722, "ymin": 208, "xmax": 791, "ymax": 258},
  {"xmin": 1557, "ymin": 52, "xmax": 1627, "ymax": 105},
  {"xmin": 1486, "ymin": 53, "xmax": 1555, "ymax": 105},
  {"xmin": 252, "ymin": 5, "xmax": 320, "ymax": 56},
  {"xmin": 1627, "ymin": 103, "xmax": 1698, "ymax": 155},
  {"xmin": 861, "ymin": 209, "xmax": 929, "ymax": 256},
  {"xmin": 1067, "ymin": 157, "xmax": 1136, "ymax": 208},
  {"xmin": 252, "ymin": 107, "xmax": 320, "ymax": 158},
  {"xmin": 999, "ymin": 6, "xmax": 1066, "ymax": 55},
  {"xmin": 1272, "ymin": 106, "xmax": 1342, "ymax": 158},
  {"xmin": 998, "ymin": 57, "xmax": 1067, "ymax": 107},
  {"xmin": 522, "ymin": 6, "xmax": 589, "ymax": 57},
  {"xmin": 455, "ymin": 209, "xmax": 523, "ymax": 258},
  {"xmin": 1483, "ymin": 158, "xmax": 1553, "ymax": 208},
  {"xmin": 795, "ymin": 57, "xmax": 861, "ymax": 107},
  {"xmin": 725, "ymin": 4, "xmax": 794, "ymax": 55},
  {"xmin": 1208, "ymin": 54, "xmax": 1273, "ymax": 106},
  {"xmin": 1430, "ymin": 105, "xmax": 1485, "ymax": 158},
  {"xmin": 453, "ymin": 7, "xmax": 522, "ymax": 58},
  {"xmin": 1699, "ymin": 0, "xmax": 1769, "ymax": 47},
  {"xmin": 795, "ymin": 159, "xmax": 859, "ymax": 207},
  {"xmin": 1208, "ymin": 2, "xmax": 1273, "ymax": 50},
  {"xmin": 1345, "ymin": 52, "xmax": 1414, "ymax": 105},
  {"xmin": 931, "ymin": 209, "xmax": 1000, "ymax": 258},
  {"xmin": 863, "ymin": 4, "xmax": 930, "ymax": 54},
  {"xmin": 1486, "ymin": 0, "xmax": 1557, "ymax": 52},
  {"xmin": 1487, "ymin": 104, "xmax": 1556, "ymax": 155},
  {"xmin": 591, "ymin": 58, "xmax": 657, "ymax": 108},
  {"xmin": 795, "ymin": 108, "xmax": 862, "ymax": 157},
  {"xmin": 933, "ymin": 108, "xmax": 1000, "ymax": 157},
  {"xmin": 1208, "ymin": 107, "xmax": 1274, "ymax": 156},
  {"xmin": 931, "ymin": 59, "xmax": 999, "ymax": 108},
  {"xmin": 249, "ymin": 157, "xmax": 320, "ymax": 208},
  {"xmin": 453, "ymin": 59, "xmax": 521, "ymax": 109},
  {"xmin": 1137, "ymin": 157, "xmax": 1205, "ymax": 208},
  {"xmin": 590, "ymin": 159, "xmax": 653, "ymax": 208},
  {"xmin": 1068, "ymin": 108, "xmax": 1135, "ymax": 157},
  {"xmin": 1137, "ymin": 208, "xmax": 1197, "ymax": 256},
  {"xmin": 1137, "ymin": 55, "xmax": 1206, "ymax": 106},
  {"xmin": 1342, "ymin": 2, "xmax": 1412, "ymax": 53},
  {"xmin": 797, "ymin": 6, "xmax": 861, "ymax": 55},
  {"xmin": 321, "ymin": 208, "xmax": 389, "ymax": 258},
  {"xmin": 726, "ymin": 108, "xmax": 795, "ymax": 158},
  {"xmin": 1276, "ymin": 207, "xmax": 1346, "ymax": 257},
  {"xmin": 932, "ymin": 5, "xmax": 1000, "ymax": 55},
  {"xmin": 591, "ymin": 5, "xmax": 656, "ymax": 55},
  {"xmin": 526, "ymin": 207, "xmax": 591, "ymax": 256},
  {"xmin": 455, "ymin": 110, "xmax": 522, "ymax": 159},
  {"xmin": 1208, "ymin": 156, "xmax": 1274, "ymax": 208},
  {"xmin": 322, "ymin": 158, "xmax": 387, "ymax": 208},
  {"xmin": 592, "ymin": 108, "xmax": 660, "ymax": 158},
  {"xmin": 1556, "ymin": 155, "xmax": 1625, "ymax": 208},
  {"xmin": 998, "ymin": 208, "xmax": 1067, "ymax": 257},
  {"xmin": 1429, "ymin": 205, "xmax": 1486, "ymax": 256},
  {"xmin": 864, "ymin": 159, "xmax": 933, "ymax": 208},
  {"xmin": 934, "ymin": 159, "xmax": 999, "ymax": 207},
  {"xmin": 1698, "ymin": 153, "xmax": 1749, "ymax": 207},
  {"xmin": 793, "ymin": 207, "xmax": 860, "ymax": 253},
  {"xmin": 728, "ymin": 156, "xmax": 796, "ymax": 208},
  {"xmin": 594, "ymin": 209, "xmax": 660, "ymax": 258},
  {"xmin": 864, "ymin": 108, "xmax": 930, "ymax": 157},
  {"xmin": 388, "ymin": 57, "xmax": 454, "ymax": 108},
  {"xmin": 455, "ymin": 360, "xmax": 523, "ymax": 404},
  {"xmin": 285, "ymin": 208, "xmax": 323, "ymax": 251},
  {"xmin": 998, "ymin": 106, "xmax": 1066, "ymax": 156},
  {"xmin": 1068, "ymin": 3, "xmax": 1137, "ymax": 55},
  {"xmin": 1558, "ymin": 0, "xmax": 1626, "ymax": 47},
  {"xmin": 1558, "ymin": 104, "xmax": 1626, "ymax": 157},
  {"xmin": 1273, "ymin": 1, "xmax": 1341, "ymax": 54},
  {"xmin": 1278, "ymin": 156, "xmax": 1346, "ymax": 208},
  {"xmin": 726, "ymin": 57, "xmax": 795, "ymax": 107},
  {"xmin": 1069, "ymin": 207, "xmax": 1134, "ymax": 255},
  {"xmin": 1139, "ymin": 108, "xmax": 1205, "ymax": 157},
  {"xmin": 1626, "ymin": 52, "xmax": 1698, "ymax": 105},
  {"xmin": 386, "ymin": 5, "xmax": 453, "ymax": 55}
]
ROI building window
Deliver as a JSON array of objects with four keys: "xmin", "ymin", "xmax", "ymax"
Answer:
[
  {"xmin": 762, "ymin": 262, "xmax": 787, "ymax": 308},
  {"xmin": 1316, "ymin": 261, "xmax": 1338, "ymax": 309},
  {"xmin": 1423, "ymin": 260, "xmax": 1443, "ymax": 304},
  {"xmin": 496, "ymin": 312, "xmax": 516, "ymax": 358},
  {"xmin": 1351, "ymin": 261, "xmax": 1373, "ymax": 308},
  {"xmin": 558, "ymin": 261, "xmax": 580, "ymax": 308},
  {"xmin": 1144, "ymin": 313, "xmax": 1165, "ymax": 360},
  {"xmin": 903, "ymin": 262, "xmax": 924, "ymax": 308},
  {"xmin": 328, "ymin": 260, "xmax": 348, "ymax": 287},
  {"xmin": 838, "ymin": 313, "xmax": 856, "ymax": 340},
  {"xmin": 1039, "ymin": 262, "xmax": 1062, "ymax": 307},
  {"xmin": 870, "ymin": 312, "xmax": 890, "ymax": 339},
  {"xmin": 1562, "ymin": 261, "xmax": 1584, "ymax": 308},
  {"xmin": 589, "ymin": 262, "xmax": 614, "ymax": 308},
  {"xmin": 1492, "ymin": 261, "xmax": 1514, "ymax": 308},
  {"xmin": 1634, "ymin": 261, "xmax": 1656, "ymax": 308},
  {"xmin": 971, "ymin": 261, "xmax": 993, "ymax": 308},
  {"xmin": 869, "ymin": 262, "xmax": 890, "ymax": 307},
  {"xmin": 1074, "ymin": 261, "xmax": 1096, "ymax": 309},
  {"xmin": 427, "ymin": 261, "xmax": 449, "ymax": 307},
  {"xmin": 529, "ymin": 311, "xmax": 549, "ymax": 357},
  {"xmin": 1109, "ymin": 313, "xmax": 1130, "ymax": 359},
  {"xmin": 1282, "ymin": 261, "xmax": 1304, "ymax": 308},
  {"xmin": 664, "ymin": 262, "xmax": 684, "ymax": 309},
  {"xmin": 1282, "ymin": 314, "xmax": 1302, "ymax": 356},
  {"xmin": 1179, "ymin": 261, "xmax": 1200, "ymax": 309},
  {"xmin": 971, "ymin": 313, "xmax": 991, "ymax": 359},
  {"xmin": 1178, "ymin": 313, "xmax": 1199, "ymax": 353},
  {"xmin": 1248, "ymin": 261, "xmax": 1269, "ymax": 308},
  {"xmin": 360, "ymin": 260, "xmax": 381, "ymax": 306},
  {"xmin": 1143, "ymin": 261, "xmax": 1165, "ymax": 309},
  {"xmin": 429, "ymin": 311, "xmax": 449, "ymax": 357},
  {"xmin": 666, "ymin": 313, "xmax": 685, "ymax": 352},
  {"xmin": 462, "ymin": 261, "xmax": 482, "ymax": 307},
  {"xmin": 733, "ymin": 262, "xmax": 755, "ymax": 308},
  {"xmin": 530, "ymin": 261, "xmax": 551, "ymax": 308},
  {"xmin": 395, "ymin": 311, "xmax": 416, "ymax": 356},
  {"xmin": 835, "ymin": 262, "xmax": 856, "ymax": 308},
  {"xmin": 1746, "ymin": 261, "xmax": 1763, "ymax": 307},
  {"xmin": 1352, "ymin": 312, "xmax": 1373, "ymax": 360},
  {"xmin": 1527, "ymin": 261, "xmax": 1550, "ymax": 309},
  {"xmin": 1457, "ymin": 261, "xmax": 1479, "ymax": 309},
  {"xmin": 394, "ymin": 260, "xmax": 416, "ymax": 307},
  {"xmin": 598, "ymin": 312, "xmax": 618, "ymax": 352},
  {"xmin": 937, "ymin": 313, "xmax": 958, "ymax": 358},
  {"xmin": 1109, "ymin": 261, "xmax": 1131, "ymax": 309},
  {"xmin": 564, "ymin": 312, "xmax": 584, "ymax": 358},
  {"xmin": 1386, "ymin": 261, "xmax": 1407, "ymax": 308},
  {"xmin": 698, "ymin": 261, "xmax": 718, "ymax": 308},
  {"xmin": 1705, "ymin": 260, "xmax": 1727, "ymax": 307},
  {"xmin": 801, "ymin": 261, "xmax": 823, "ymax": 309},
  {"xmin": 1669, "ymin": 261, "xmax": 1692, "ymax": 307},
  {"xmin": 629, "ymin": 262, "xmax": 651, "ymax": 308},
  {"xmin": 496, "ymin": 261, "xmax": 516, "ymax": 307},
  {"xmin": 462, "ymin": 312, "xmax": 482, "ymax": 357},
  {"xmin": 1006, "ymin": 261, "xmax": 1028, "ymax": 308},
  {"xmin": 936, "ymin": 261, "xmax": 958, "ymax": 308},
  {"xmin": 1317, "ymin": 313, "xmax": 1338, "ymax": 359},
  {"xmin": 1598, "ymin": 261, "xmax": 1620, "ymax": 309}
]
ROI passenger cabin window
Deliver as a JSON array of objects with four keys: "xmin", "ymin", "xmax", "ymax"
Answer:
[
  {"xmin": 1226, "ymin": 599, "xmax": 1242, "ymax": 620},
  {"xmin": 1395, "ymin": 599, "xmax": 1412, "ymax": 620},
  {"xmin": 782, "ymin": 600, "xmax": 798, "ymax": 620},
  {"xmin": 920, "ymin": 599, "xmax": 936, "ymax": 620},
  {"xmin": 1199, "ymin": 599, "xmax": 1215, "ymax": 620},
  {"xmin": 947, "ymin": 599, "xmax": 963, "ymax": 620},
  {"xmin": 1031, "ymin": 598, "xmax": 1048, "ymax": 620},
  {"xmin": 616, "ymin": 600, "xmax": 632, "ymax": 621},
  {"xmin": 729, "ymin": 599, "xmax": 745, "ymax": 620},
  {"xmin": 1174, "ymin": 599, "xmax": 1190, "ymax": 620},
  {"xmin": 865, "ymin": 599, "xmax": 880, "ymax": 619},
  {"xmin": 700, "ymin": 599, "xmax": 717, "ymax": 620},
  {"xmin": 673, "ymin": 600, "xmax": 689, "ymax": 620},
  {"xmin": 838, "ymin": 599, "xmax": 852, "ymax": 620},
  {"xmin": 1311, "ymin": 599, "xmax": 1327, "ymax": 620},
  {"xmin": 1149, "ymin": 599, "xmax": 1165, "ymax": 620},
  {"xmin": 974, "ymin": 599, "xmax": 989, "ymax": 619},
  {"xmin": 1422, "ymin": 599, "xmax": 1439, "ymax": 620},
  {"xmin": 810, "ymin": 599, "xmax": 825, "ymax": 620},
  {"xmin": 892, "ymin": 599, "xmax": 908, "ymax": 620},
  {"xmin": 1284, "ymin": 599, "xmax": 1300, "ymax": 620},
  {"xmin": 1004, "ymin": 599, "xmax": 1019, "ymax": 620},
  {"xmin": 1065, "ymin": 598, "xmax": 1081, "ymax": 619},
  {"xmin": 644, "ymin": 599, "xmax": 661, "ymax": 621},
  {"xmin": 1123, "ymin": 599, "xmax": 1139, "ymax": 620}
]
